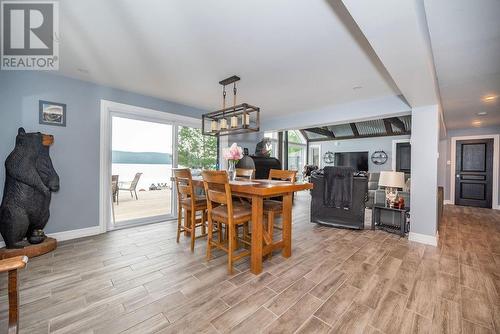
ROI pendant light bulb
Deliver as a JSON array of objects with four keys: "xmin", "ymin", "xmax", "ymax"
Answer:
[
  {"xmin": 220, "ymin": 118, "xmax": 228, "ymax": 130},
  {"xmin": 230, "ymin": 115, "xmax": 238, "ymax": 128}
]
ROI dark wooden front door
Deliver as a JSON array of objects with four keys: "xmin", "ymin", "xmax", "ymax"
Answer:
[{"xmin": 455, "ymin": 139, "xmax": 493, "ymax": 208}]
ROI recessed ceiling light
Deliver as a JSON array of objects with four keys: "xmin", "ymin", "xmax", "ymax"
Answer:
[
  {"xmin": 77, "ymin": 68, "xmax": 89, "ymax": 74},
  {"xmin": 482, "ymin": 95, "xmax": 498, "ymax": 102},
  {"xmin": 477, "ymin": 111, "xmax": 488, "ymax": 116},
  {"xmin": 472, "ymin": 120, "xmax": 482, "ymax": 127}
]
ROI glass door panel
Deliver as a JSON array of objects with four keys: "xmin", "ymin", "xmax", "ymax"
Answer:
[{"xmin": 111, "ymin": 116, "xmax": 174, "ymax": 225}]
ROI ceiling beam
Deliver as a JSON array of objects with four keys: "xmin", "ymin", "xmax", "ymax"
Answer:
[
  {"xmin": 303, "ymin": 127, "xmax": 335, "ymax": 138},
  {"xmin": 299, "ymin": 129, "xmax": 310, "ymax": 142},
  {"xmin": 349, "ymin": 123, "xmax": 359, "ymax": 137},
  {"xmin": 386, "ymin": 117, "xmax": 406, "ymax": 132},
  {"xmin": 341, "ymin": 0, "xmax": 439, "ymax": 108},
  {"xmin": 383, "ymin": 119, "xmax": 394, "ymax": 135},
  {"xmin": 307, "ymin": 130, "xmax": 411, "ymax": 142}
]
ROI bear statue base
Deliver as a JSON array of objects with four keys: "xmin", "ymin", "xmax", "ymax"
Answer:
[{"xmin": 0, "ymin": 237, "xmax": 57, "ymax": 260}]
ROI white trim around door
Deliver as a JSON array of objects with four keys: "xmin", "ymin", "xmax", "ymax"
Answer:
[
  {"xmin": 391, "ymin": 138, "xmax": 411, "ymax": 171},
  {"xmin": 450, "ymin": 134, "xmax": 499, "ymax": 210},
  {"xmin": 99, "ymin": 100, "xmax": 202, "ymax": 233}
]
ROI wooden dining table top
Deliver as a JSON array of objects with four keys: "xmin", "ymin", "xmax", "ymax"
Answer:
[{"xmin": 190, "ymin": 176, "xmax": 313, "ymax": 196}]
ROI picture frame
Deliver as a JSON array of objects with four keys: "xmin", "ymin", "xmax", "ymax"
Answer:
[{"xmin": 39, "ymin": 100, "xmax": 66, "ymax": 127}]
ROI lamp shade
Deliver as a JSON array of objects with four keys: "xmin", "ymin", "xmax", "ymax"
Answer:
[{"xmin": 378, "ymin": 171, "xmax": 405, "ymax": 189}]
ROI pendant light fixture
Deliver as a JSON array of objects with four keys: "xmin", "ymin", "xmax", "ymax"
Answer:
[{"xmin": 202, "ymin": 75, "xmax": 260, "ymax": 136}]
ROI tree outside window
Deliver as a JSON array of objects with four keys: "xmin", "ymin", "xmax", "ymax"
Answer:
[{"xmin": 178, "ymin": 126, "xmax": 217, "ymax": 170}]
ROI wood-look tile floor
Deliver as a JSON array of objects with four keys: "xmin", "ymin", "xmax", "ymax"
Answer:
[{"xmin": 1, "ymin": 192, "xmax": 499, "ymax": 334}]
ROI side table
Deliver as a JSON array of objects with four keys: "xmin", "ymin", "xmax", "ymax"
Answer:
[{"xmin": 371, "ymin": 205, "xmax": 410, "ymax": 236}]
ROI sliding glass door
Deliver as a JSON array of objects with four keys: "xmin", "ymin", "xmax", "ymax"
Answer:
[
  {"xmin": 109, "ymin": 113, "xmax": 220, "ymax": 229},
  {"xmin": 111, "ymin": 116, "xmax": 174, "ymax": 225}
]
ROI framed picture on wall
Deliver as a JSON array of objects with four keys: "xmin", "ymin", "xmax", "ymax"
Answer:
[{"xmin": 39, "ymin": 100, "xmax": 66, "ymax": 127}]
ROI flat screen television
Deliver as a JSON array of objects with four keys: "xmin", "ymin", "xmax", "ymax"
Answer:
[{"xmin": 334, "ymin": 151, "xmax": 369, "ymax": 172}]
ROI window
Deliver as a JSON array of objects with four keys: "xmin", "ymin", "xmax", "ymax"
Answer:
[
  {"xmin": 264, "ymin": 130, "xmax": 307, "ymax": 177},
  {"xmin": 287, "ymin": 130, "xmax": 307, "ymax": 176},
  {"xmin": 264, "ymin": 131, "xmax": 279, "ymax": 158},
  {"xmin": 309, "ymin": 145, "xmax": 320, "ymax": 167},
  {"xmin": 177, "ymin": 126, "xmax": 218, "ymax": 174}
]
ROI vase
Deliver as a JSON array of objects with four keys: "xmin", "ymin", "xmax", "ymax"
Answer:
[{"xmin": 227, "ymin": 160, "xmax": 236, "ymax": 181}]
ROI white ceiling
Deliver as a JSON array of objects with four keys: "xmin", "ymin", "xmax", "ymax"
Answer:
[
  {"xmin": 425, "ymin": 0, "xmax": 500, "ymax": 129},
  {"xmin": 58, "ymin": 0, "xmax": 399, "ymax": 120}
]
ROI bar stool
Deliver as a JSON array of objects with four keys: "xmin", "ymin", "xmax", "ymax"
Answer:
[
  {"xmin": 263, "ymin": 169, "xmax": 297, "ymax": 255},
  {"xmin": 235, "ymin": 168, "xmax": 254, "ymax": 242},
  {"xmin": 0, "ymin": 255, "xmax": 28, "ymax": 334},
  {"xmin": 202, "ymin": 170, "xmax": 251, "ymax": 274},
  {"xmin": 173, "ymin": 168, "xmax": 207, "ymax": 252}
]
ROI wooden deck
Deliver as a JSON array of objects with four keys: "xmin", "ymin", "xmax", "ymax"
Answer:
[
  {"xmin": 114, "ymin": 190, "xmax": 172, "ymax": 222},
  {"xmin": 1, "ymin": 192, "xmax": 499, "ymax": 333}
]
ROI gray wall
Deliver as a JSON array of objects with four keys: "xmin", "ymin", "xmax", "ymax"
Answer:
[
  {"xmin": 0, "ymin": 72, "xmax": 206, "ymax": 234},
  {"xmin": 438, "ymin": 125, "xmax": 500, "ymax": 206},
  {"xmin": 316, "ymin": 135, "xmax": 410, "ymax": 172}
]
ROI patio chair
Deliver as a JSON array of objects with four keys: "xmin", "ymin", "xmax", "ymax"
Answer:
[
  {"xmin": 119, "ymin": 172, "xmax": 142, "ymax": 200},
  {"xmin": 111, "ymin": 175, "xmax": 119, "ymax": 205}
]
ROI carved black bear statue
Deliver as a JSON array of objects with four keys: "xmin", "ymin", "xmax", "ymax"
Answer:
[{"xmin": 0, "ymin": 128, "xmax": 60, "ymax": 248}]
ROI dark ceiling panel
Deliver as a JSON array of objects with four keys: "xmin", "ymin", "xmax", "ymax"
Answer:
[
  {"xmin": 356, "ymin": 119, "xmax": 386, "ymax": 136},
  {"xmin": 328, "ymin": 124, "xmax": 353, "ymax": 137}
]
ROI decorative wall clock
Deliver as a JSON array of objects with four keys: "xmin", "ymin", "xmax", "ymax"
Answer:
[
  {"xmin": 371, "ymin": 150, "xmax": 388, "ymax": 165},
  {"xmin": 323, "ymin": 151, "xmax": 335, "ymax": 164}
]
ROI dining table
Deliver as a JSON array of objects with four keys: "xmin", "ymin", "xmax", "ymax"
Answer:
[{"xmin": 190, "ymin": 177, "xmax": 313, "ymax": 274}]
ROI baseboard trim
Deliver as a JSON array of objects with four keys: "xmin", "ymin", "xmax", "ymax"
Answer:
[
  {"xmin": 0, "ymin": 226, "xmax": 103, "ymax": 249},
  {"xmin": 442, "ymin": 200, "xmax": 499, "ymax": 210},
  {"xmin": 48, "ymin": 226, "xmax": 103, "ymax": 242},
  {"xmin": 409, "ymin": 232, "xmax": 438, "ymax": 246}
]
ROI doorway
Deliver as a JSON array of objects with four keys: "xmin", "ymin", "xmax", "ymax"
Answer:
[
  {"xmin": 100, "ymin": 100, "xmax": 203, "ymax": 232},
  {"xmin": 111, "ymin": 116, "xmax": 174, "ymax": 223},
  {"xmin": 454, "ymin": 139, "xmax": 494, "ymax": 208},
  {"xmin": 450, "ymin": 134, "xmax": 499, "ymax": 210}
]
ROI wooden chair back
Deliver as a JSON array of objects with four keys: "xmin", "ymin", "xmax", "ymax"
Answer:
[
  {"xmin": 173, "ymin": 169, "xmax": 195, "ymax": 204},
  {"xmin": 201, "ymin": 171, "xmax": 234, "ymax": 221},
  {"xmin": 236, "ymin": 168, "xmax": 255, "ymax": 180},
  {"xmin": 268, "ymin": 169, "xmax": 297, "ymax": 182}
]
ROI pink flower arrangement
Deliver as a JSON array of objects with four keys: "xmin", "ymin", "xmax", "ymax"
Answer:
[{"xmin": 223, "ymin": 143, "xmax": 243, "ymax": 161}]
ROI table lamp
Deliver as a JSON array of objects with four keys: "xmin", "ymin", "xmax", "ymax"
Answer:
[{"xmin": 378, "ymin": 171, "xmax": 405, "ymax": 207}]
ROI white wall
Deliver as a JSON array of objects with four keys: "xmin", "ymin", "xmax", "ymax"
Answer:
[
  {"xmin": 410, "ymin": 105, "xmax": 440, "ymax": 245},
  {"xmin": 315, "ymin": 135, "xmax": 410, "ymax": 172}
]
